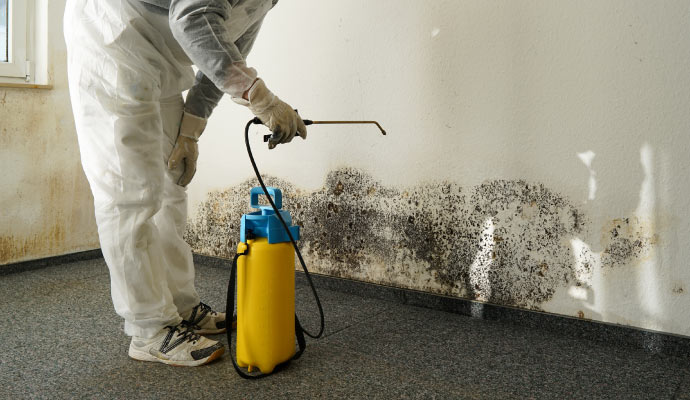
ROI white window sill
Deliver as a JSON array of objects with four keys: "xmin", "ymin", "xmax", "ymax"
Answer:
[
  {"xmin": 0, "ymin": 64, "xmax": 51, "ymax": 87},
  {"xmin": 0, "ymin": 80, "xmax": 52, "ymax": 89}
]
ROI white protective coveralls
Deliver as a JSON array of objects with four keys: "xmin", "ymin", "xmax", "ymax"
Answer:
[{"xmin": 64, "ymin": 0, "xmax": 277, "ymax": 338}]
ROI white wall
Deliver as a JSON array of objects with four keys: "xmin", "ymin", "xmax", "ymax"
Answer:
[
  {"xmin": 188, "ymin": 0, "xmax": 690, "ymax": 337},
  {"xmin": 3, "ymin": 0, "xmax": 686, "ymax": 337},
  {"xmin": 0, "ymin": 0, "xmax": 99, "ymax": 265}
]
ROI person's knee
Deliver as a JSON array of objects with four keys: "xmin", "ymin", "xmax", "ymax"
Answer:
[{"xmin": 113, "ymin": 192, "xmax": 164, "ymax": 215}]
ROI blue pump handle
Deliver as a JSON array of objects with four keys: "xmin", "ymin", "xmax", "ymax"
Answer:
[{"xmin": 250, "ymin": 186, "xmax": 282, "ymax": 209}]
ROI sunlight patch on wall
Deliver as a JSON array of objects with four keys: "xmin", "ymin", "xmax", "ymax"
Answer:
[
  {"xmin": 577, "ymin": 150, "xmax": 597, "ymax": 201},
  {"xmin": 469, "ymin": 218, "xmax": 495, "ymax": 302}
]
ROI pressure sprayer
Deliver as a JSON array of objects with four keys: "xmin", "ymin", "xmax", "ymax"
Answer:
[{"xmin": 226, "ymin": 116, "xmax": 386, "ymax": 379}]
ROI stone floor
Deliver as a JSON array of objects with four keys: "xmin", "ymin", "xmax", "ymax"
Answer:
[{"xmin": 1, "ymin": 257, "xmax": 689, "ymax": 399}]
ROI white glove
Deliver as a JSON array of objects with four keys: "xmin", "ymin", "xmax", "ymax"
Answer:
[
  {"xmin": 234, "ymin": 78, "xmax": 307, "ymax": 149},
  {"xmin": 168, "ymin": 112, "xmax": 206, "ymax": 187}
]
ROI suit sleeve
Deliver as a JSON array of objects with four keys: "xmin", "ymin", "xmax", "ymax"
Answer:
[
  {"xmin": 169, "ymin": 0, "xmax": 264, "ymax": 99},
  {"xmin": 182, "ymin": 14, "xmax": 268, "ymax": 118}
]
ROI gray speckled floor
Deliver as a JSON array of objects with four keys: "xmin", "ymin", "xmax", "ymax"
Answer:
[{"xmin": 1, "ymin": 258, "xmax": 689, "ymax": 399}]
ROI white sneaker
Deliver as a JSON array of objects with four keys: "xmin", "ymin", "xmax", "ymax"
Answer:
[
  {"xmin": 128, "ymin": 322, "xmax": 224, "ymax": 367},
  {"xmin": 181, "ymin": 302, "xmax": 230, "ymax": 335}
]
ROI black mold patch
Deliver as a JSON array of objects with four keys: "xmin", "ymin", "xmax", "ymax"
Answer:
[
  {"xmin": 186, "ymin": 168, "xmax": 653, "ymax": 310},
  {"xmin": 601, "ymin": 218, "xmax": 657, "ymax": 268}
]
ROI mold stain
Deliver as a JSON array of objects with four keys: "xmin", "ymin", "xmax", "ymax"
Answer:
[
  {"xmin": 601, "ymin": 217, "xmax": 657, "ymax": 268},
  {"xmin": 186, "ymin": 168, "xmax": 656, "ymax": 310},
  {"xmin": 1, "ymin": 86, "xmax": 100, "ymax": 266},
  {"xmin": 0, "ymin": 221, "xmax": 67, "ymax": 263}
]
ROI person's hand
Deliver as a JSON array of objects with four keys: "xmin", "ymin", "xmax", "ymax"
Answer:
[
  {"xmin": 168, "ymin": 112, "xmax": 206, "ymax": 187},
  {"xmin": 236, "ymin": 79, "xmax": 307, "ymax": 149}
]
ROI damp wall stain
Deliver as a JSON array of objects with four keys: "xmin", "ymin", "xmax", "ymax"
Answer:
[
  {"xmin": 186, "ymin": 168, "xmax": 657, "ymax": 310},
  {"xmin": 0, "ymin": 84, "xmax": 100, "ymax": 266}
]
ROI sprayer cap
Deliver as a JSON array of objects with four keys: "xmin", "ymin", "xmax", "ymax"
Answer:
[{"xmin": 240, "ymin": 187, "xmax": 300, "ymax": 244}]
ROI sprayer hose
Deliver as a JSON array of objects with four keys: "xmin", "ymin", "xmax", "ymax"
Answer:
[{"xmin": 243, "ymin": 118, "xmax": 325, "ymax": 339}]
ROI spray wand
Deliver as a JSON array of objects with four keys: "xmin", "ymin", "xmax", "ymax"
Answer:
[{"xmin": 262, "ymin": 119, "xmax": 387, "ymax": 143}]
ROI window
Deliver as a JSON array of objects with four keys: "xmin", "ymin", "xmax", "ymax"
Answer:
[
  {"xmin": 1, "ymin": 0, "xmax": 7, "ymax": 62},
  {"xmin": 0, "ymin": 0, "xmax": 28, "ymax": 79}
]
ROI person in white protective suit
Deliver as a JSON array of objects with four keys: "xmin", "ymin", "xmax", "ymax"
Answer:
[{"xmin": 64, "ymin": 0, "xmax": 306, "ymax": 367}]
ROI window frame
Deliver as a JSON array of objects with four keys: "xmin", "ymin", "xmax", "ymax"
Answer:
[{"xmin": 0, "ymin": 0, "xmax": 28, "ymax": 79}]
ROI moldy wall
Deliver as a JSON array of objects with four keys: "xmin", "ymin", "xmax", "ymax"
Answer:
[
  {"xmin": 185, "ymin": 0, "xmax": 690, "ymax": 337},
  {"xmin": 0, "ymin": 0, "xmax": 99, "ymax": 265}
]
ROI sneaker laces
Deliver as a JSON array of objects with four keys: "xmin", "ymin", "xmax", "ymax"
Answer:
[
  {"xmin": 185, "ymin": 302, "xmax": 217, "ymax": 328},
  {"xmin": 198, "ymin": 302, "xmax": 216, "ymax": 316},
  {"xmin": 178, "ymin": 322, "xmax": 201, "ymax": 342},
  {"xmin": 160, "ymin": 322, "xmax": 200, "ymax": 353}
]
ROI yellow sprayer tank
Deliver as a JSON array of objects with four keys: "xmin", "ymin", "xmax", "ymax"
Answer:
[
  {"xmin": 236, "ymin": 238, "xmax": 295, "ymax": 373},
  {"xmin": 235, "ymin": 187, "xmax": 300, "ymax": 374}
]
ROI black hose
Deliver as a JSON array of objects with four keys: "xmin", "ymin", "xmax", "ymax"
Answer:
[{"xmin": 243, "ymin": 118, "xmax": 325, "ymax": 339}]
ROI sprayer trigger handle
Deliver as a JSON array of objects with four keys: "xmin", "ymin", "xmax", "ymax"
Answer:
[{"xmin": 262, "ymin": 118, "xmax": 312, "ymax": 142}]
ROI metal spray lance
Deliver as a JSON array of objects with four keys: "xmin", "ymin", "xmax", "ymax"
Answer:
[{"xmin": 261, "ymin": 118, "xmax": 387, "ymax": 143}]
